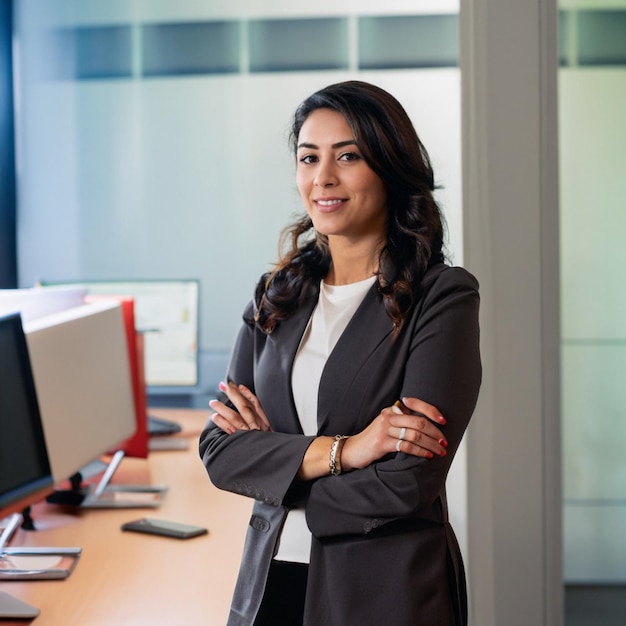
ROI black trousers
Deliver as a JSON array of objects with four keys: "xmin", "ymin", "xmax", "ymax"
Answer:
[{"xmin": 253, "ymin": 560, "xmax": 309, "ymax": 626}]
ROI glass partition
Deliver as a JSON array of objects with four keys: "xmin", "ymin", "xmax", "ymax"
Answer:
[{"xmin": 559, "ymin": 2, "xmax": 626, "ymax": 622}]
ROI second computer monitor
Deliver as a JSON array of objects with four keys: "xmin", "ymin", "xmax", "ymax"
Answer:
[{"xmin": 23, "ymin": 301, "xmax": 137, "ymax": 483}]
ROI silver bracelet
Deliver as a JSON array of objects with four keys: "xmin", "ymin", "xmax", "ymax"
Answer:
[{"xmin": 329, "ymin": 435, "xmax": 349, "ymax": 476}]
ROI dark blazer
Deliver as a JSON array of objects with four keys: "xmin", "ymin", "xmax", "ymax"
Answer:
[{"xmin": 199, "ymin": 263, "xmax": 481, "ymax": 626}]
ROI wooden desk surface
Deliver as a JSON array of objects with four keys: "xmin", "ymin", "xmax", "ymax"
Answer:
[{"xmin": 0, "ymin": 409, "xmax": 252, "ymax": 626}]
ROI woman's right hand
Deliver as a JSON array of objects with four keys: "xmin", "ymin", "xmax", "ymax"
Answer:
[
  {"xmin": 341, "ymin": 397, "xmax": 448, "ymax": 471},
  {"xmin": 209, "ymin": 380, "xmax": 271, "ymax": 433}
]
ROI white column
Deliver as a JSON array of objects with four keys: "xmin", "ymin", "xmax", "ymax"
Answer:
[{"xmin": 459, "ymin": 1, "xmax": 562, "ymax": 625}]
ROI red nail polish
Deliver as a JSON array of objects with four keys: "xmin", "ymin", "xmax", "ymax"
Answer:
[{"xmin": 438, "ymin": 438, "xmax": 448, "ymax": 448}]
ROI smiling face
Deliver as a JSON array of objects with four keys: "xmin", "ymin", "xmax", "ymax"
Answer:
[{"xmin": 296, "ymin": 108, "xmax": 388, "ymax": 244}]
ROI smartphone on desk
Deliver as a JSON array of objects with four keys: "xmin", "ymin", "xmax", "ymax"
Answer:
[{"xmin": 121, "ymin": 517, "xmax": 208, "ymax": 539}]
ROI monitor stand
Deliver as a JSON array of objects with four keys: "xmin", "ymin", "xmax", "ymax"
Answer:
[
  {"xmin": 80, "ymin": 450, "xmax": 168, "ymax": 508},
  {"xmin": 0, "ymin": 591, "xmax": 40, "ymax": 620},
  {"xmin": 46, "ymin": 450, "xmax": 168, "ymax": 509},
  {"xmin": 0, "ymin": 513, "xmax": 81, "ymax": 581}
]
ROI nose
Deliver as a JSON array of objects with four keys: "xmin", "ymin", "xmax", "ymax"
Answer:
[{"xmin": 314, "ymin": 159, "xmax": 338, "ymax": 188}]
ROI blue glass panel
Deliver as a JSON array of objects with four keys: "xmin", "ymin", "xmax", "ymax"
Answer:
[
  {"xmin": 249, "ymin": 18, "xmax": 348, "ymax": 73},
  {"xmin": 142, "ymin": 22, "xmax": 240, "ymax": 76},
  {"xmin": 359, "ymin": 15, "xmax": 458, "ymax": 70},
  {"xmin": 47, "ymin": 26, "xmax": 133, "ymax": 80},
  {"xmin": 578, "ymin": 10, "xmax": 626, "ymax": 66}
]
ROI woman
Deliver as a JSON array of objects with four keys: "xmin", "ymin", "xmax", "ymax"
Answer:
[{"xmin": 200, "ymin": 80, "xmax": 481, "ymax": 626}]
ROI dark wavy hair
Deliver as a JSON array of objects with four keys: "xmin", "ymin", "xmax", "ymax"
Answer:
[{"xmin": 253, "ymin": 80, "xmax": 446, "ymax": 334}]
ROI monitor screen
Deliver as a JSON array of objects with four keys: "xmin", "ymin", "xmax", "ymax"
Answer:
[
  {"xmin": 0, "ymin": 313, "xmax": 54, "ymax": 518},
  {"xmin": 43, "ymin": 280, "xmax": 199, "ymax": 389}
]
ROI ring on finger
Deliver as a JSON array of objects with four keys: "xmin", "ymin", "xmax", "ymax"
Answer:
[
  {"xmin": 398, "ymin": 427, "xmax": 406, "ymax": 441},
  {"xmin": 395, "ymin": 439, "xmax": 402, "ymax": 452}
]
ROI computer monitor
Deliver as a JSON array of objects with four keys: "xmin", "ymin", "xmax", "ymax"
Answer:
[
  {"xmin": 0, "ymin": 316, "xmax": 65, "ymax": 613},
  {"xmin": 22, "ymin": 300, "xmax": 137, "ymax": 484},
  {"xmin": 0, "ymin": 313, "xmax": 81, "ymax": 585},
  {"xmin": 42, "ymin": 280, "xmax": 199, "ymax": 393},
  {"xmin": 0, "ymin": 313, "xmax": 54, "ymax": 519}
]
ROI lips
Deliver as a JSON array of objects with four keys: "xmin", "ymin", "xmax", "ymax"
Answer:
[{"xmin": 314, "ymin": 198, "xmax": 346, "ymax": 212}]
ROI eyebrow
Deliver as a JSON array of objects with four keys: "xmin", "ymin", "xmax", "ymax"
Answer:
[{"xmin": 297, "ymin": 140, "xmax": 357, "ymax": 150}]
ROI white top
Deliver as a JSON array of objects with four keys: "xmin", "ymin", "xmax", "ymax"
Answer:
[{"xmin": 275, "ymin": 276, "xmax": 376, "ymax": 563}]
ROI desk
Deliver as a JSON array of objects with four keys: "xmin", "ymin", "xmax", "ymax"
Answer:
[{"xmin": 0, "ymin": 409, "xmax": 252, "ymax": 626}]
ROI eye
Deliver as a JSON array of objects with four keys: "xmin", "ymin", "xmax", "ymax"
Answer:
[
  {"xmin": 339, "ymin": 151, "xmax": 361, "ymax": 162},
  {"xmin": 298, "ymin": 154, "xmax": 318, "ymax": 165}
]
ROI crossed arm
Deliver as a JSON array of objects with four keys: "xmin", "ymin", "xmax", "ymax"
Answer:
[{"xmin": 209, "ymin": 380, "xmax": 448, "ymax": 481}]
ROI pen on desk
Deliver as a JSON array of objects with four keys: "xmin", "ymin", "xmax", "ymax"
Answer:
[{"xmin": 92, "ymin": 449, "xmax": 125, "ymax": 498}]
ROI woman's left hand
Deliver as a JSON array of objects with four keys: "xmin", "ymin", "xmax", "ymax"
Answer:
[
  {"xmin": 340, "ymin": 397, "xmax": 448, "ymax": 471},
  {"xmin": 209, "ymin": 381, "xmax": 271, "ymax": 433}
]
